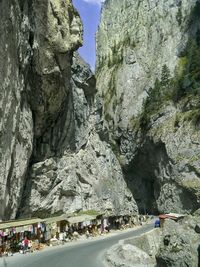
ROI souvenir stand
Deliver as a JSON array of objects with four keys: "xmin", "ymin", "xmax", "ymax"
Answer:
[
  {"xmin": 67, "ymin": 214, "xmax": 98, "ymax": 237},
  {"xmin": 0, "ymin": 218, "xmax": 45, "ymax": 255},
  {"xmin": 43, "ymin": 215, "xmax": 69, "ymax": 246}
]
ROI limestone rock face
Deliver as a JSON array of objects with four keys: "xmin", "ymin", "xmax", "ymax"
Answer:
[
  {"xmin": 30, "ymin": 0, "xmax": 83, "ymax": 161},
  {"xmin": 22, "ymin": 132, "xmax": 136, "ymax": 216},
  {"xmin": 21, "ymin": 51, "xmax": 137, "ymax": 217},
  {"xmin": 97, "ymin": 0, "xmax": 200, "ymax": 214},
  {"xmin": 156, "ymin": 214, "xmax": 200, "ymax": 267},
  {"xmin": 104, "ymin": 228, "xmax": 161, "ymax": 267},
  {"xmin": 0, "ymin": 0, "xmax": 137, "ymax": 219},
  {"xmin": 97, "ymin": 0, "xmax": 195, "ymax": 126},
  {"xmin": 0, "ymin": 0, "xmax": 82, "ymax": 220},
  {"xmin": 71, "ymin": 53, "xmax": 96, "ymax": 151},
  {"xmin": 0, "ymin": 0, "xmax": 33, "ymax": 220}
]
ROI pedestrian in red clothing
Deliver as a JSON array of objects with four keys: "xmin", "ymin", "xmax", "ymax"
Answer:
[{"xmin": 22, "ymin": 237, "xmax": 29, "ymax": 254}]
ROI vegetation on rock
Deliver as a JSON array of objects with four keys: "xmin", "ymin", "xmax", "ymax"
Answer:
[
  {"xmin": 140, "ymin": 30, "xmax": 200, "ymax": 130},
  {"xmin": 140, "ymin": 64, "xmax": 173, "ymax": 130}
]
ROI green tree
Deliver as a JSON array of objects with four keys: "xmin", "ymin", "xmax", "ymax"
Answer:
[{"xmin": 161, "ymin": 64, "xmax": 171, "ymax": 87}]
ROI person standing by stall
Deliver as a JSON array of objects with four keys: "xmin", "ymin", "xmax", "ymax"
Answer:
[{"xmin": 22, "ymin": 237, "xmax": 29, "ymax": 254}]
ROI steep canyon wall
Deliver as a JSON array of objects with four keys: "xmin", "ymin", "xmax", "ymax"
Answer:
[
  {"xmin": 97, "ymin": 0, "xmax": 200, "ymax": 214},
  {"xmin": 1, "ymin": 0, "xmax": 200, "ymax": 221},
  {"xmin": 0, "ymin": 0, "xmax": 136, "ymax": 220}
]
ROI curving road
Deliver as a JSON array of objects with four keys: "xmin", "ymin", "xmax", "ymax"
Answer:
[{"xmin": 0, "ymin": 223, "xmax": 153, "ymax": 267}]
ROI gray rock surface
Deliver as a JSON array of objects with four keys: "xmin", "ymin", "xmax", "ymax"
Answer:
[
  {"xmin": 0, "ymin": 0, "xmax": 137, "ymax": 220},
  {"xmin": 104, "ymin": 228, "xmax": 161, "ymax": 267},
  {"xmin": 30, "ymin": 0, "xmax": 83, "ymax": 161},
  {"xmin": 156, "ymin": 213, "xmax": 200, "ymax": 267},
  {"xmin": 0, "ymin": 0, "xmax": 34, "ymax": 220},
  {"xmin": 21, "ymin": 49, "xmax": 137, "ymax": 217},
  {"xmin": 1, "ymin": 0, "xmax": 82, "ymax": 219},
  {"xmin": 96, "ymin": 0, "xmax": 200, "ymax": 214},
  {"xmin": 97, "ymin": 0, "xmax": 196, "ymax": 125},
  {"xmin": 22, "ymin": 132, "xmax": 136, "ymax": 216}
]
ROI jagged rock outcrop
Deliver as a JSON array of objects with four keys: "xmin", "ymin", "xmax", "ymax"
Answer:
[
  {"xmin": 156, "ymin": 212, "xmax": 200, "ymax": 267},
  {"xmin": 104, "ymin": 228, "xmax": 161, "ymax": 267},
  {"xmin": 1, "ymin": 0, "xmax": 82, "ymax": 220},
  {"xmin": 22, "ymin": 131, "xmax": 136, "ymax": 217},
  {"xmin": 21, "ymin": 50, "xmax": 136, "ymax": 216},
  {"xmin": 0, "ymin": 0, "xmax": 137, "ymax": 220},
  {"xmin": 30, "ymin": 0, "xmax": 82, "ymax": 161},
  {"xmin": 97, "ymin": 0, "xmax": 200, "ymax": 214},
  {"xmin": 0, "ymin": 0, "xmax": 83, "ymax": 220}
]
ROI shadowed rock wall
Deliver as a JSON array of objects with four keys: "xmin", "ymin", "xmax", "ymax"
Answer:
[
  {"xmin": 0, "ymin": 0, "xmax": 137, "ymax": 220},
  {"xmin": 97, "ymin": 0, "xmax": 200, "ymax": 214}
]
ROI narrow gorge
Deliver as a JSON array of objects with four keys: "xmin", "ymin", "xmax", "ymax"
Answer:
[
  {"xmin": 1, "ymin": 0, "xmax": 200, "ymax": 222},
  {"xmin": 0, "ymin": 0, "xmax": 200, "ymax": 265}
]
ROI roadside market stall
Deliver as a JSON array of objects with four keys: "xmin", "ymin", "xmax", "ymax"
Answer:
[
  {"xmin": 0, "ymin": 218, "xmax": 45, "ymax": 255},
  {"xmin": 43, "ymin": 215, "xmax": 69, "ymax": 246},
  {"xmin": 67, "ymin": 214, "xmax": 98, "ymax": 238}
]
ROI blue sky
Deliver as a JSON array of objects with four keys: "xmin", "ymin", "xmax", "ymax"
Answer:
[{"xmin": 73, "ymin": 0, "xmax": 104, "ymax": 70}]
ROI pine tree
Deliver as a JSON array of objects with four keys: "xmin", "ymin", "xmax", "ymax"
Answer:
[{"xmin": 161, "ymin": 64, "xmax": 171, "ymax": 87}]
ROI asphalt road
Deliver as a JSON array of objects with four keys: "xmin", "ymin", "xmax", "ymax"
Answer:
[{"xmin": 0, "ymin": 223, "xmax": 153, "ymax": 267}]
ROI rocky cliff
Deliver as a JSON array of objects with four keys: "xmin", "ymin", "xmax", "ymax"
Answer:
[
  {"xmin": 1, "ymin": 0, "xmax": 200, "ymax": 221},
  {"xmin": 97, "ymin": 0, "xmax": 200, "ymax": 214},
  {"xmin": 0, "ymin": 0, "xmax": 34, "ymax": 220},
  {"xmin": 0, "ymin": 0, "xmax": 136, "ymax": 220}
]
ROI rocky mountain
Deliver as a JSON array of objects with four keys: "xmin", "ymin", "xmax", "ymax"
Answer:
[
  {"xmin": 96, "ymin": 0, "xmax": 200, "ymax": 214},
  {"xmin": 0, "ymin": 0, "xmax": 136, "ymax": 220}
]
